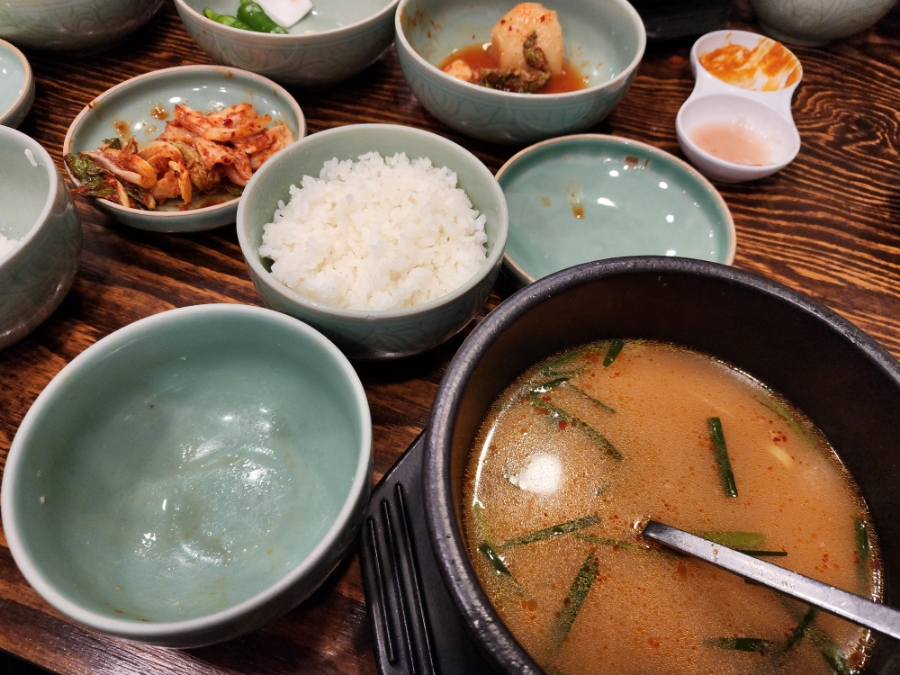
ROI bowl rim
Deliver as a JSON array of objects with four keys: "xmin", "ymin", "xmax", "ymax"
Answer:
[
  {"xmin": 236, "ymin": 122, "xmax": 510, "ymax": 319},
  {"xmin": 394, "ymin": 0, "xmax": 647, "ymax": 102},
  {"xmin": 61, "ymin": 64, "xmax": 306, "ymax": 223},
  {"xmin": 0, "ymin": 38, "xmax": 33, "ymax": 126},
  {"xmin": 0, "ymin": 125, "xmax": 62, "ymax": 265},
  {"xmin": 0, "ymin": 303, "xmax": 373, "ymax": 641},
  {"xmin": 423, "ymin": 255, "xmax": 900, "ymax": 675},
  {"xmin": 496, "ymin": 133, "xmax": 737, "ymax": 285},
  {"xmin": 174, "ymin": 0, "xmax": 401, "ymax": 40}
]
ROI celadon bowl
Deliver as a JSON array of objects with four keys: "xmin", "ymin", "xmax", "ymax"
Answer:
[
  {"xmin": 174, "ymin": 0, "xmax": 399, "ymax": 88},
  {"xmin": 0, "ymin": 126, "xmax": 82, "ymax": 350},
  {"xmin": 496, "ymin": 134, "xmax": 735, "ymax": 286},
  {"xmin": 1, "ymin": 304, "xmax": 372, "ymax": 648},
  {"xmin": 0, "ymin": 39, "xmax": 35, "ymax": 128},
  {"xmin": 0, "ymin": 0, "xmax": 164, "ymax": 53},
  {"xmin": 63, "ymin": 65, "xmax": 306, "ymax": 233},
  {"xmin": 236, "ymin": 123, "xmax": 509, "ymax": 360},
  {"xmin": 395, "ymin": 0, "xmax": 646, "ymax": 145}
]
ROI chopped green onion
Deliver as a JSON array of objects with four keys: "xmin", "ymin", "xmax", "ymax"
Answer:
[
  {"xmin": 500, "ymin": 514, "xmax": 601, "ymax": 550},
  {"xmin": 472, "ymin": 503, "xmax": 496, "ymax": 548},
  {"xmin": 478, "ymin": 542, "xmax": 513, "ymax": 577},
  {"xmin": 767, "ymin": 607, "xmax": 817, "ymax": 668},
  {"xmin": 779, "ymin": 598, "xmax": 851, "ymax": 675},
  {"xmin": 756, "ymin": 394, "xmax": 820, "ymax": 451},
  {"xmin": 603, "ymin": 339, "xmax": 625, "ymax": 366},
  {"xmin": 541, "ymin": 349, "xmax": 589, "ymax": 377},
  {"xmin": 530, "ymin": 395, "xmax": 622, "ymax": 460},
  {"xmin": 737, "ymin": 550, "xmax": 787, "ymax": 557},
  {"xmin": 707, "ymin": 417, "xmax": 738, "ymax": 498},
  {"xmin": 695, "ymin": 531, "xmax": 765, "ymax": 548},
  {"xmin": 574, "ymin": 533, "xmax": 648, "ymax": 553},
  {"xmin": 566, "ymin": 383, "xmax": 616, "ymax": 413},
  {"xmin": 530, "ymin": 377, "xmax": 571, "ymax": 394},
  {"xmin": 855, "ymin": 517, "xmax": 871, "ymax": 592},
  {"xmin": 551, "ymin": 552, "xmax": 599, "ymax": 648},
  {"xmin": 704, "ymin": 637, "xmax": 777, "ymax": 653}
]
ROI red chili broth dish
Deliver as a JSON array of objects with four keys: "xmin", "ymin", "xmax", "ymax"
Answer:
[
  {"xmin": 463, "ymin": 340, "xmax": 882, "ymax": 675},
  {"xmin": 439, "ymin": 44, "xmax": 588, "ymax": 95}
]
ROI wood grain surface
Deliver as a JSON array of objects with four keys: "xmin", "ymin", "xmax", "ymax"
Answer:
[{"xmin": 2, "ymin": 1, "xmax": 900, "ymax": 673}]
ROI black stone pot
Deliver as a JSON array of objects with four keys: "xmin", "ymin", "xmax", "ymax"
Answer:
[{"xmin": 424, "ymin": 256, "xmax": 900, "ymax": 675}]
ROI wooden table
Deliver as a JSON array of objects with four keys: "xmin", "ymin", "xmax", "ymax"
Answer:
[{"xmin": 2, "ymin": 2, "xmax": 900, "ymax": 672}]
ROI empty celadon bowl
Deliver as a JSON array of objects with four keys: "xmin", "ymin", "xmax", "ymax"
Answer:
[
  {"xmin": 676, "ymin": 30, "xmax": 802, "ymax": 183},
  {"xmin": 0, "ymin": 39, "xmax": 35, "ymax": 128},
  {"xmin": 395, "ymin": 0, "xmax": 646, "ymax": 145},
  {"xmin": 496, "ymin": 134, "xmax": 735, "ymax": 287},
  {"xmin": 237, "ymin": 123, "xmax": 509, "ymax": 360},
  {"xmin": 63, "ymin": 65, "xmax": 305, "ymax": 233},
  {"xmin": 750, "ymin": 0, "xmax": 897, "ymax": 46},
  {"xmin": 174, "ymin": 0, "xmax": 399, "ymax": 87},
  {"xmin": 0, "ymin": 126, "xmax": 82, "ymax": 350},
  {"xmin": 1, "ymin": 304, "xmax": 372, "ymax": 647},
  {"xmin": 0, "ymin": 0, "xmax": 164, "ymax": 53}
]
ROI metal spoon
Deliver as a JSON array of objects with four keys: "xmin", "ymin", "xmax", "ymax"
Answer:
[{"xmin": 642, "ymin": 520, "xmax": 900, "ymax": 641}]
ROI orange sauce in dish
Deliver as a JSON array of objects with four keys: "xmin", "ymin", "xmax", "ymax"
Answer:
[
  {"xmin": 699, "ymin": 38, "xmax": 801, "ymax": 91},
  {"xmin": 440, "ymin": 43, "xmax": 588, "ymax": 94},
  {"xmin": 690, "ymin": 121, "xmax": 772, "ymax": 166}
]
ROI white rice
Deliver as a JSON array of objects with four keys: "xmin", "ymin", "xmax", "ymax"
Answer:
[
  {"xmin": 258, "ymin": 151, "xmax": 488, "ymax": 311},
  {"xmin": 0, "ymin": 233, "xmax": 19, "ymax": 259}
]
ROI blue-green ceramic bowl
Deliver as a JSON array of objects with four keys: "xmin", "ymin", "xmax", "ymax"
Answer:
[
  {"xmin": 395, "ymin": 0, "xmax": 646, "ymax": 145},
  {"xmin": 0, "ymin": 39, "xmax": 35, "ymax": 128},
  {"xmin": 1, "ymin": 304, "xmax": 372, "ymax": 647},
  {"xmin": 0, "ymin": 0, "xmax": 164, "ymax": 53},
  {"xmin": 175, "ymin": 0, "xmax": 399, "ymax": 88},
  {"xmin": 63, "ymin": 65, "xmax": 306, "ymax": 233},
  {"xmin": 496, "ymin": 135, "xmax": 735, "ymax": 286},
  {"xmin": 0, "ymin": 126, "xmax": 82, "ymax": 350},
  {"xmin": 237, "ymin": 123, "xmax": 509, "ymax": 359}
]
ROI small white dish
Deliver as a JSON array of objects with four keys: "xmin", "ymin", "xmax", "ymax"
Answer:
[{"xmin": 676, "ymin": 30, "xmax": 802, "ymax": 183}]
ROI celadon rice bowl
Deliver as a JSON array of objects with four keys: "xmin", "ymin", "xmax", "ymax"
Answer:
[{"xmin": 258, "ymin": 151, "xmax": 488, "ymax": 311}]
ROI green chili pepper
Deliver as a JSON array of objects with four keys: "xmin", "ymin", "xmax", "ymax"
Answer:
[
  {"xmin": 203, "ymin": 8, "xmax": 252, "ymax": 30},
  {"xmin": 237, "ymin": 0, "xmax": 289, "ymax": 33}
]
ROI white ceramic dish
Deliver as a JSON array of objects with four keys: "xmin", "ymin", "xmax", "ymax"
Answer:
[{"xmin": 676, "ymin": 30, "xmax": 802, "ymax": 183}]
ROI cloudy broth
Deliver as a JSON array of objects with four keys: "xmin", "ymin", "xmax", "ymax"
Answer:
[{"xmin": 463, "ymin": 340, "xmax": 881, "ymax": 675}]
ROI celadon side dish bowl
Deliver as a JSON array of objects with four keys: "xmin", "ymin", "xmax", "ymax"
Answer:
[
  {"xmin": 0, "ymin": 126, "xmax": 82, "ymax": 350},
  {"xmin": 0, "ymin": 0, "xmax": 165, "ymax": 53},
  {"xmin": 1, "ymin": 304, "xmax": 372, "ymax": 648},
  {"xmin": 175, "ymin": 0, "xmax": 400, "ymax": 88},
  {"xmin": 395, "ymin": 0, "xmax": 646, "ymax": 145},
  {"xmin": 496, "ymin": 134, "xmax": 735, "ymax": 286},
  {"xmin": 424, "ymin": 256, "xmax": 900, "ymax": 675},
  {"xmin": 237, "ymin": 123, "xmax": 509, "ymax": 360},
  {"xmin": 0, "ymin": 39, "xmax": 35, "ymax": 128},
  {"xmin": 63, "ymin": 65, "xmax": 306, "ymax": 233}
]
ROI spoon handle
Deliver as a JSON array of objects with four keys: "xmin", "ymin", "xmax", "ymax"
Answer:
[{"xmin": 642, "ymin": 520, "xmax": 900, "ymax": 641}]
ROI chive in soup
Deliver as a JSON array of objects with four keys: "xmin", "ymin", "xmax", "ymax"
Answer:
[{"xmin": 463, "ymin": 340, "xmax": 881, "ymax": 675}]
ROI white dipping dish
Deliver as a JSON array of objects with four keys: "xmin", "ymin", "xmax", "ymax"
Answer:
[{"xmin": 676, "ymin": 30, "xmax": 802, "ymax": 183}]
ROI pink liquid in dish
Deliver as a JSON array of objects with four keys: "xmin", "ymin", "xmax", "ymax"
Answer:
[{"xmin": 690, "ymin": 121, "xmax": 771, "ymax": 166}]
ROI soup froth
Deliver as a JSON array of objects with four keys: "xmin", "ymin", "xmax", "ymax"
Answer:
[{"xmin": 463, "ymin": 340, "xmax": 881, "ymax": 675}]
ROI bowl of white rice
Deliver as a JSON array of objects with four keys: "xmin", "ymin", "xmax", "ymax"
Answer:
[{"xmin": 237, "ymin": 123, "xmax": 509, "ymax": 359}]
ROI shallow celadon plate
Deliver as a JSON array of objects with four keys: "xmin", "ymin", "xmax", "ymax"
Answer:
[
  {"xmin": 496, "ymin": 135, "xmax": 735, "ymax": 286},
  {"xmin": 2, "ymin": 304, "xmax": 372, "ymax": 647},
  {"xmin": 63, "ymin": 65, "xmax": 306, "ymax": 233},
  {"xmin": 0, "ymin": 39, "xmax": 35, "ymax": 128}
]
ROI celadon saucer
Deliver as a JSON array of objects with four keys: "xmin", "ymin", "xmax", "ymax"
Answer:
[{"xmin": 496, "ymin": 134, "xmax": 735, "ymax": 286}]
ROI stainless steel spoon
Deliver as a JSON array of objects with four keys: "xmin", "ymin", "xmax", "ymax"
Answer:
[{"xmin": 642, "ymin": 520, "xmax": 900, "ymax": 641}]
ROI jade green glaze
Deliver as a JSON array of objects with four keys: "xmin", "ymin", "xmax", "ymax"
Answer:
[
  {"xmin": 2, "ymin": 305, "xmax": 372, "ymax": 647},
  {"xmin": 63, "ymin": 65, "xmax": 306, "ymax": 233},
  {"xmin": 496, "ymin": 135, "xmax": 735, "ymax": 286},
  {"xmin": 0, "ymin": 126, "xmax": 82, "ymax": 349},
  {"xmin": 175, "ymin": 0, "xmax": 399, "ymax": 88},
  {"xmin": 0, "ymin": 0, "xmax": 164, "ymax": 53},
  {"xmin": 0, "ymin": 39, "xmax": 34, "ymax": 128},
  {"xmin": 395, "ymin": 0, "xmax": 646, "ymax": 145},
  {"xmin": 237, "ymin": 123, "xmax": 509, "ymax": 359}
]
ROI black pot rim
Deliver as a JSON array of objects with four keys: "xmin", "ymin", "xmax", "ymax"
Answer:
[{"xmin": 423, "ymin": 255, "xmax": 900, "ymax": 675}]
